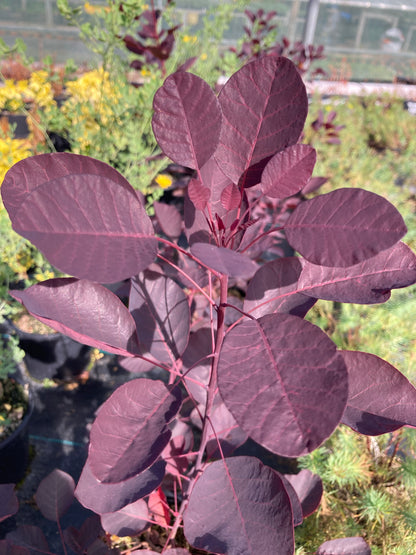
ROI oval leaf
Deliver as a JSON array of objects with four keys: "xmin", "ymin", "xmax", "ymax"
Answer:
[
  {"xmin": 183, "ymin": 456, "xmax": 294, "ymax": 555},
  {"xmin": 316, "ymin": 536, "xmax": 371, "ymax": 555},
  {"xmin": 298, "ymin": 241, "xmax": 416, "ymax": 304},
  {"xmin": 34, "ymin": 469, "xmax": 75, "ymax": 522},
  {"xmin": 89, "ymin": 378, "xmax": 182, "ymax": 483},
  {"xmin": 215, "ymin": 55, "xmax": 307, "ymax": 185},
  {"xmin": 129, "ymin": 270, "xmax": 190, "ymax": 362},
  {"xmin": 152, "ymin": 71, "xmax": 221, "ymax": 169},
  {"xmin": 2, "ymin": 153, "xmax": 157, "ymax": 282},
  {"xmin": 261, "ymin": 144, "xmax": 316, "ymax": 199},
  {"xmin": 244, "ymin": 257, "xmax": 316, "ymax": 318},
  {"xmin": 190, "ymin": 243, "xmax": 258, "ymax": 279},
  {"xmin": 0, "ymin": 484, "xmax": 18, "ymax": 523},
  {"xmin": 285, "ymin": 188, "xmax": 407, "ymax": 267},
  {"xmin": 154, "ymin": 202, "xmax": 182, "ymax": 240},
  {"xmin": 284, "ymin": 469, "xmax": 323, "ymax": 518},
  {"xmin": 218, "ymin": 313, "xmax": 348, "ymax": 457},
  {"xmin": 100, "ymin": 499, "xmax": 149, "ymax": 537},
  {"xmin": 10, "ymin": 278, "xmax": 140, "ymax": 357},
  {"xmin": 5, "ymin": 526, "xmax": 48, "ymax": 553},
  {"xmin": 75, "ymin": 459, "xmax": 166, "ymax": 514},
  {"xmin": 341, "ymin": 350, "xmax": 416, "ymax": 435}
]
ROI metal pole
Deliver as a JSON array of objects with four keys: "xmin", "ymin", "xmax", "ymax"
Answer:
[{"xmin": 303, "ymin": 0, "xmax": 320, "ymax": 46}]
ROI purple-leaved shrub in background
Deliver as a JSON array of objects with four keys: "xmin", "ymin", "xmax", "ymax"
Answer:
[{"xmin": 2, "ymin": 55, "xmax": 416, "ymax": 554}]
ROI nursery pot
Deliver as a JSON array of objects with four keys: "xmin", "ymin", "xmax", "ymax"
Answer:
[
  {"xmin": 6, "ymin": 320, "xmax": 91, "ymax": 381},
  {"xmin": 0, "ymin": 371, "xmax": 33, "ymax": 484}
]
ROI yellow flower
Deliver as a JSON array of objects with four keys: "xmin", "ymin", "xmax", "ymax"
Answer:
[
  {"xmin": 84, "ymin": 2, "xmax": 110, "ymax": 15},
  {"xmin": 0, "ymin": 137, "xmax": 32, "ymax": 184},
  {"xmin": 155, "ymin": 173, "xmax": 172, "ymax": 189},
  {"xmin": 182, "ymin": 35, "xmax": 197, "ymax": 44},
  {"xmin": 200, "ymin": 53, "xmax": 208, "ymax": 61}
]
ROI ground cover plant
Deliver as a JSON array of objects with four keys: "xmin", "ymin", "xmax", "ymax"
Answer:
[{"xmin": 2, "ymin": 55, "xmax": 416, "ymax": 554}]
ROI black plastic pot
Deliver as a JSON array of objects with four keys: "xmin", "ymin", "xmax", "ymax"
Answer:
[
  {"xmin": 5, "ymin": 320, "xmax": 91, "ymax": 381},
  {"xmin": 0, "ymin": 374, "xmax": 33, "ymax": 484}
]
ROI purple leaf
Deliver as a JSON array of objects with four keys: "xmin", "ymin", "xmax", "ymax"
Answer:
[
  {"xmin": 218, "ymin": 314, "xmax": 348, "ymax": 457},
  {"xmin": 221, "ymin": 183, "xmax": 241, "ymax": 210},
  {"xmin": 152, "ymin": 71, "xmax": 221, "ymax": 169},
  {"xmin": 215, "ymin": 55, "xmax": 307, "ymax": 185},
  {"xmin": 75, "ymin": 459, "xmax": 166, "ymax": 514},
  {"xmin": 200, "ymin": 402, "xmax": 249, "ymax": 459},
  {"xmin": 244, "ymin": 257, "xmax": 316, "ymax": 318},
  {"xmin": 181, "ymin": 328, "xmax": 212, "ymax": 405},
  {"xmin": 285, "ymin": 188, "xmax": 407, "ymax": 267},
  {"xmin": 100, "ymin": 499, "xmax": 149, "ymax": 537},
  {"xmin": 2, "ymin": 153, "xmax": 157, "ymax": 282},
  {"xmin": 278, "ymin": 474, "xmax": 303, "ymax": 526},
  {"xmin": 119, "ymin": 356, "xmax": 156, "ymax": 373},
  {"xmin": 190, "ymin": 243, "xmax": 258, "ymax": 278},
  {"xmin": 89, "ymin": 378, "xmax": 182, "ymax": 483},
  {"xmin": 298, "ymin": 241, "xmax": 416, "ymax": 304},
  {"xmin": 301, "ymin": 176, "xmax": 327, "ymax": 195},
  {"xmin": 341, "ymin": 350, "xmax": 416, "ymax": 435},
  {"xmin": 183, "ymin": 456, "xmax": 294, "ymax": 554},
  {"xmin": 284, "ymin": 469, "xmax": 323, "ymax": 518},
  {"xmin": 154, "ymin": 201, "xmax": 182, "ymax": 239},
  {"xmin": 130, "ymin": 550, "xmax": 190, "ymax": 555},
  {"xmin": 261, "ymin": 144, "xmax": 316, "ymax": 199},
  {"xmin": 63, "ymin": 515, "xmax": 102, "ymax": 554},
  {"xmin": 188, "ymin": 179, "xmax": 211, "ymax": 210},
  {"xmin": 0, "ymin": 541, "xmax": 29, "ymax": 555},
  {"xmin": 129, "ymin": 271, "xmax": 190, "ymax": 361},
  {"xmin": 11, "ymin": 278, "xmax": 141, "ymax": 357},
  {"xmin": 34, "ymin": 469, "xmax": 75, "ymax": 522},
  {"xmin": 316, "ymin": 536, "xmax": 371, "ymax": 555},
  {"xmin": 0, "ymin": 484, "xmax": 18, "ymax": 523},
  {"xmin": 6, "ymin": 526, "xmax": 49, "ymax": 552}
]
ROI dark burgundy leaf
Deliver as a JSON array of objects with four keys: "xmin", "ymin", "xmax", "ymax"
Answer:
[
  {"xmin": 34, "ymin": 469, "xmax": 75, "ymax": 522},
  {"xmin": 278, "ymin": 474, "xmax": 303, "ymax": 526},
  {"xmin": 63, "ymin": 515, "xmax": 102, "ymax": 554},
  {"xmin": 161, "ymin": 421, "xmax": 194, "ymax": 478},
  {"xmin": 130, "ymin": 550, "xmax": 190, "ymax": 555},
  {"xmin": 86, "ymin": 539, "xmax": 113, "ymax": 555},
  {"xmin": 100, "ymin": 499, "xmax": 149, "ymax": 537},
  {"xmin": 261, "ymin": 144, "xmax": 316, "ymax": 199},
  {"xmin": 154, "ymin": 201, "xmax": 182, "ymax": 239},
  {"xmin": 181, "ymin": 328, "xmax": 212, "ymax": 405},
  {"xmin": 119, "ymin": 356, "xmax": 156, "ymax": 373},
  {"xmin": 284, "ymin": 469, "xmax": 323, "ymax": 518},
  {"xmin": 75, "ymin": 459, "xmax": 166, "ymax": 514},
  {"xmin": 152, "ymin": 72, "xmax": 221, "ymax": 169},
  {"xmin": 129, "ymin": 271, "xmax": 190, "ymax": 361},
  {"xmin": 215, "ymin": 55, "xmax": 307, "ymax": 185},
  {"xmin": 2, "ymin": 153, "xmax": 157, "ymax": 282},
  {"xmin": 11, "ymin": 278, "xmax": 141, "ymax": 357},
  {"xmin": 218, "ymin": 314, "xmax": 348, "ymax": 457},
  {"xmin": 301, "ymin": 176, "xmax": 327, "ymax": 195},
  {"xmin": 244, "ymin": 257, "xmax": 316, "ymax": 318},
  {"xmin": 183, "ymin": 456, "xmax": 294, "ymax": 555},
  {"xmin": 188, "ymin": 178, "xmax": 211, "ymax": 210},
  {"xmin": 202, "ymin": 402, "xmax": 248, "ymax": 459},
  {"xmin": 316, "ymin": 536, "xmax": 371, "ymax": 555},
  {"xmin": 190, "ymin": 243, "xmax": 258, "ymax": 279},
  {"xmin": 0, "ymin": 541, "xmax": 29, "ymax": 555},
  {"xmin": 0, "ymin": 484, "xmax": 18, "ymax": 523},
  {"xmin": 341, "ymin": 350, "xmax": 416, "ymax": 435},
  {"xmin": 6, "ymin": 526, "xmax": 49, "ymax": 552},
  {"xmin": 298, "ymin": 242, "xmax": 416, "ymax": 304},
  {"xmin": 221, "ymin": 183, "xmax": 241, "ymax": 210},
  {"xmin": 285, "ymin": 188, "xmax": 407, "ymax": 267},
  {"xmin": 89, "ymin": 378, "xmax": 182, "ymax": 483}
]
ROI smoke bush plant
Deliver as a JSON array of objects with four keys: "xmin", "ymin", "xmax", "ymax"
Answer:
[{"xmin": 2, "ymin": 55, "xmax": 416, "ymax": 554}]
